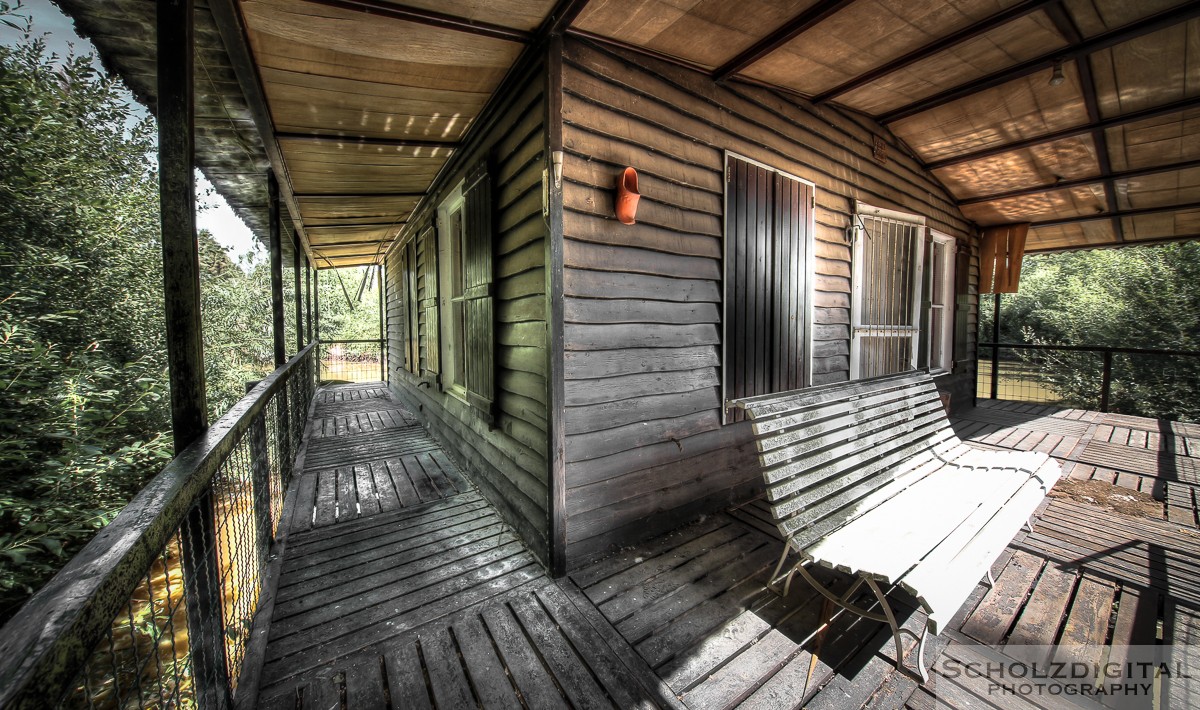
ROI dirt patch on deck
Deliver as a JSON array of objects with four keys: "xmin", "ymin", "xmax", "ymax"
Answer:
[{"xmin": 1048, "ymin": 478, "xmax": 1163, "ymax": 521}]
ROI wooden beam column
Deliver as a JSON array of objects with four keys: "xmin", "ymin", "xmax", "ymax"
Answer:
[
  {"xmin": 294, "ymin": 231, "xmax": 304, "ymax": 352},
  {"xmin": 269, "ymin": 172, "xmax": 286, "ymax": 367},
  {"xmin": 305, "ymin": 256, "xmax": 313, "ymax": 343},
  {"xmin": 158, "ymin": 2, "xmax": 230, "ymax": 708}
]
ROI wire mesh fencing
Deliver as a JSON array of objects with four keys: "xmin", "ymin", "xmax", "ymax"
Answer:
[
  {"xmin": 977, "ymin": 343, "xmax": 1200, "ymax": 422},
  {"xmin": 319, "ymin": 339, "xmax": 384, "ymax": 383},
  {"xmin": 0, "ymin": 343, "xmax": 317, "ymax": 709}
]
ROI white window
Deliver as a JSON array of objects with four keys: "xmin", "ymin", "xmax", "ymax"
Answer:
[
  {"xmin": 928, "ymin": 232, "xmax": 956, "ymax": 373},
  {"xmin": 437, "ymin": 183, "xmax": 466, "ymax": 394},
  {"xmin": 851, "ymin": 203, "xmax": 925, "ymax": 380}
]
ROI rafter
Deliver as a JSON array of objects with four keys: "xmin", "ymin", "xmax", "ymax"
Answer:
[
  {"xmin": 539, "ymin": 0, "xmax": 592, "ymax": 38},
  {"xmin": 712, "ymin": 0, "xmax": 856, "ymax": 82},
  {"xmin": 300, "ymin": 0, "xmax": 532, "ymax": 43},
  {"xmin": 1045, "ymin": 2, "xmax": 1123, "ymax": 240},
  {"xmin": 276, "ymin": 133, "xmax": 459, "ymax": 150},
  {"xmin": 813, "ymin": 0, "xmax": 1057, "ymax": 104},
  {"xmin": 879, "ymin": 3, "xmax": 1200, "ymax": 124},
  {"xmin": 209, "ymin": 0, "xmax": 313, "ymax": 259},
  {"xmin": 958, "ymin": 158, "xmax": 1200, "ymax": 206},
  {"xmin": 304, "ymin": 223, "xmax": 406, "ymax": 230},
  {"xmin": 924, "ymin": 95, "xmax": 1200, "ymax": 171},
  {"xmin": 1027, "ymin": 233, "xmax": 1200, "ymax": 253},
  {"xmin": 1029, "ymin": 201, "xmax": 1200, "ymax": 228}
]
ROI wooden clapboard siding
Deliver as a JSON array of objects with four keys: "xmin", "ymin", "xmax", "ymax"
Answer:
[
  {"xmin": 385, "ymin": 59, "xmax": 551, "ymax": 566},
  {"xmin": 558, "ymin": 37, "xmax": 973, "ymax": 567}
]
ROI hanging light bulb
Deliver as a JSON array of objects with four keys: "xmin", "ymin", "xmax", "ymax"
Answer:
[{"xmin": 1049, "ymin": 59, "xmax": 1066, "ymax": 87}]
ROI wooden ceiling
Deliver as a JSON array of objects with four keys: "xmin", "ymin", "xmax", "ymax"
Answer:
[
  {"xmin": 225, "ymin": 0, "xmax": 1200, "ymax": 260},
  {"xmin": 58, "ymin": 0, "xmax": 1200, "ymax": 262}
]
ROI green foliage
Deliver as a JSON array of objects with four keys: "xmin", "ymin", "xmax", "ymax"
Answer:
[
  {"xmin": 984, "ymin": 243, "xmax": 1200, "ymax": 421},
  {"xmin": 0, "ymin": 28, "xmax": 277, "ymax": 619}
]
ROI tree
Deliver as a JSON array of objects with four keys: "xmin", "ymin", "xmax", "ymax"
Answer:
[{"xmin": 983, "ymin": 243, "xmax": 1200, "ymax": 421}]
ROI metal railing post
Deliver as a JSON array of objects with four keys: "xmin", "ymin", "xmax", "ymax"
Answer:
[
  {"xmin": 1100, "ymin": 349, "xmax": 1114, "ymax": 412},
  {"xmin": 246, "ymin": 381, "xmax": 273, "ymax": 553},
  {"xmin": 990, "ymin": 293, "xmax": 1001, "ymax": 399}
]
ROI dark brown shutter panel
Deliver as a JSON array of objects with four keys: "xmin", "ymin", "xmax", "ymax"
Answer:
[
  {"xmin": 419, "ymin": 226, "xmax": 440, "ymax": 383},
  {"xmin": 462, "ymin": 159, "xmax": 495, "ymax": 419},
  {"xmin": 724, "ymin": 156, "xmax": 811, "ymax": 421}
]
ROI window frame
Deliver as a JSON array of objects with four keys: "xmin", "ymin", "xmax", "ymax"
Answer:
[
  {"xmin": 721, "ymin": 152, "xmax": 817, "ymax": 423},
  {"xmin": 928, "ymin": 230, "xmax": 957, "ymax": 374},
  {"xmin": 849, "ymin": 201, "xmax": 926, "ymax": 380},
  {"xmin": 437, "ymin": 181, "xmax": 467, "ymax": 400}
]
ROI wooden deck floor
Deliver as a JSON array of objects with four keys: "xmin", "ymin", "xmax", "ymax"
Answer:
[{"xmin": 252, "ymin": 386, "xmax": 1200, "ymax": 709}]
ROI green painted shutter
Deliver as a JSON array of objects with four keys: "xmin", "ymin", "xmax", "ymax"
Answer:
[
  {"xmin": 420, "ymin": 226, "xmax": 440, "ymax": 383},
  {"xmin": 461, "ymin": 159, "xmax": 495, "ymax": 420},
  {"xmin": 405, "ymin": 240, "xmax": 419, "ymax": 374}
]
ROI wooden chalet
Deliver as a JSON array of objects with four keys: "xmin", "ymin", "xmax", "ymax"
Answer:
[{"xmin": 3, "ymin": 0, "xmax": 1200, "ymax": 707}]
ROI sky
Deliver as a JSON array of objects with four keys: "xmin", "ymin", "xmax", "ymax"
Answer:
[{"xmin": 1, "ymin": 0, "xmax": 263, "ymax": 266}]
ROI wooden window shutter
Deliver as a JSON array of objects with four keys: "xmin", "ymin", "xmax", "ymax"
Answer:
[
  {"xmin": 462, "ymin": 159, "xmax": 495, "ymax": 419},
  {"xmin": 419, "ymin": 226, "xmax": 440, "ymax": 383},
  {"xmin": 405, "ymin": 240, "xmax": 420, "ymax": 374}
]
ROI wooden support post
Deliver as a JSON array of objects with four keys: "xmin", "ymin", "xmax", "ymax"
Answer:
[
  {"xmin": 269, "ymin": 173, "xmax": 286, "ymax": 368},
  {"xmin": 545, "ymin": 35, "xmax": 568, "ymax": 578},
  {"xmin": 314, "ymin": 269, "xmax": 321, "ymax": 343},
  {"xmin": 305, "ymin": 257, "xmax": 313, "ymax": 344},
  {"xmin": 158, "ymin": 2, "xmax": 229, "ymax": 707},
  {"xmin": 294, "ymin": 232, "xmax": 303, "ymax": 353},
  {"xmin": 990, "ymin": 293, "xmax": 1001, "ymax": 400},
  {"xmin": 377, "ymin": 265, "xmax": 385, "ymax": 382}
]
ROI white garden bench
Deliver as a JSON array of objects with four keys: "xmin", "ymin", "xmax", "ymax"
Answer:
[{"xmin": 730, "ymin": 371, "xmax": 1062, "ymax": 681}]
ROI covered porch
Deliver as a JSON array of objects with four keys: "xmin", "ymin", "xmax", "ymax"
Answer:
[{"xmin": 251, "ymin": 383, "xmax": 1200, "ymax": 708}]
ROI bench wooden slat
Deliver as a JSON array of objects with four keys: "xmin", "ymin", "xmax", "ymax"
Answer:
[
  {"xmin": 734, "ymin": 372, "xmax": 932, "ymax": 419},
  {"xmin": 809, "ymin": 461, "xmax": 1035, "ymax": 583},
  {"xmin": 904, "ymin": 458, "xmax": 1063, "ymax": 634},
  {"xmin": 750, "ymin": 380, "xmax": 940, "ymax": 437}
]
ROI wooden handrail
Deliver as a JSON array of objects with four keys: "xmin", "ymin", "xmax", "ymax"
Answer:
[{"xmin": 0, "ymin": 342, "xmax": 317, "ymax": 709}]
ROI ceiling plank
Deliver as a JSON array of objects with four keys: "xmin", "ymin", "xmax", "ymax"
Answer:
[
  {"xmin": 712, "ymin": 0, "xmax": 857, "ymax": 82},
  {"xmin": 1030, "ymin": 201, "xmax": 1200, "ymax": 228},
  {"xmin": 813, "ymin": 0, "xmax": 1058, "ymax": 104},
  {"xmin": 925, "ymin": 94, "xmax": 1200, "ymax": 171},
  {"xmin": 880, "ymin": 3, "xmax": 1200, "ymax": 124},
  {"xmin": 294, "ymin": 192, "xmax": 428, "ymax": 199},
  {"xmin": 300, "ymin": 0, "xmax": 533, "ymax": 42},
  {"xmin": 277, "ymin": 133, "xmax": 459, "ymax": 150},
  {"xmin": 958, "ymin": 158, "xmax": 1200, "ymax": 206},
  {"xmin": 1045, "ymin": 2, "xmax": 1123, "ymax": 241}
]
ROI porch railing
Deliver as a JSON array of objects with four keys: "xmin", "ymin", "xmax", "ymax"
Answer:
[
  {"xmin": 319, "ymin": 338, "xmax": 385, "ymax": 383},
  {"xmin": 0, "ymin": 342, "xmax": 317, "ymax": 709},
  {"xmin": 977, "ymin": 342, "xmax": 1200, "ymax": 421}
]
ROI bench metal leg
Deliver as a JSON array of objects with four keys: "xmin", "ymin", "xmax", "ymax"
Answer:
[
  {"xmin": 775, "ymin": 551, "xmax": 933, "ymax": 683},
  {"xmin": 863, "ymin": 578, "xmax": 929, "ymax": 683},
  {"xmin": 984, "ymin": 568, "xmax": 995, "ymax": 587}
]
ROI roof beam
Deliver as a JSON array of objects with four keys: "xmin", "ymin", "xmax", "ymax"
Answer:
[
  {"xmin": 1029, "ymin": 201, "xmax": 1200, "ymax": 228},
  {"xmin": 958, "ymin": 158, "xmax": 1200, "ymax": 206},
  {"xmin": 538, "ymin": 0, "xmax": 592, "ymax": 38},
  {"xmin": 813, "ymin": 0, "xmax": 1057, "ymax": 104},
  {"xmin": 712, "ymin": 0, "xmax": 856, "ymax": 82},
  {"xmin": 1045, "ymin": 2, "xmax": 1123, "ymax": 240},
  {"xmin": 300, "ymin": 0, "xmax": 532, "ymax": 42},
  {"xmin": 209, "ymin": 0, "xmax": 314, "ymax": 260},
  {"xmin": 276, "ymin": 132, "xmax": 459, "ymax": 150},
  {"xmin": 1027, "ymin": 233, "xmax": 1200, "ymax": 253},
  {"xmin": 304, "ymin": 223, "xmax": 406, "ymax": 230},
  {"xmin": 880, "ymin": 3, "xmax": 1200, "ymax": 124},
  {"xmin": 924, "ymin": 94, "xmax": 1200, "ymax": 170},
  {"xmin": 293, "ymin": 192, "xmax": 427, "ymax": 200}
]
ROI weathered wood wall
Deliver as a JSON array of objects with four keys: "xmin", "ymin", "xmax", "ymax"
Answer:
[
  {"xmin": 385, "ymin": 60, "xmax": 551, "ymax": 565},
  {"xmin": 558, "ymin": 37, "xmax": 976, "ymax": 566}
]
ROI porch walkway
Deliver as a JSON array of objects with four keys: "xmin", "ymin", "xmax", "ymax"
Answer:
[{"xmin": 250, "ymin": 384, "xmax": 1200, "ymax": 708}]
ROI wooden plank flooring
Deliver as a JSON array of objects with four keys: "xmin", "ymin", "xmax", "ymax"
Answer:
[
  {"xmin": 256, "ymin": 386, "xmax": 1198, "ymax": 709},
  {"xmin": 952, "ymin": 399, "xmax": 1200, "ymax": 524}
]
